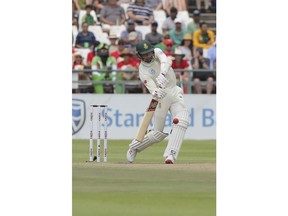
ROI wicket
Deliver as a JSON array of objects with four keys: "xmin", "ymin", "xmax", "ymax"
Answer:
[{"xmin": 89, "ymin": 104, "xmax": 108, "ymax": 162}]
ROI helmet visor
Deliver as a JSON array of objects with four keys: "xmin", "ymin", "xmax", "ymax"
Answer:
[{"xmin": 140, "ymin": 50, "xmax": 154, "ymax": 63}]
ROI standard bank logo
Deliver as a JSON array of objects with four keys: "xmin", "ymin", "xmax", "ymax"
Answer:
[{"xmin": 72, "ymin": 99, "xmax": 86, "ymax": 135}]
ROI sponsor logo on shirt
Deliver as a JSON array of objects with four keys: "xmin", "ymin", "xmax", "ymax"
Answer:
[{"xmin": 149, "ymin": 68, "xmax": 156, "ymax": 75}]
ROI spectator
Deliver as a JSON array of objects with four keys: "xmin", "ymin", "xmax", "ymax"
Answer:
[
  {"xmin": 130, "ymin": 50, "xmax": 141, "ymax": 67},
  {"xmin": 75, "ymin": 22, "xmax": 97, "ymax": 49},
  {"xmin": 196, "ymin": 0, "xmax": 212, "ymax": 13},
  {"xmin": 73, "ymin": 51, "xmax": 91, "ymax": 93},
  {"xmin": 73, "ymin": 52, "xmax": 87, "ymax": 75},
  {"xmin": 210, "ymin": 0, "xmax": 216, "ymax": 12},
  {"xmin": 154, "ymin": 31, "xmax": 171, "ymax": 51},
  {"xmin": 193, "ymin": 21, "xmax": 215, "ymax": 54},
  {"xmin": 108, "ymin": 33, "xmax": 119, "ymax": 53},
  {"xmin": 168, "ymin": 18, "xmax": 187, "ymax": 46},
  {"xmin": 145, "ymin": 0, "xmax": 163, "ymax": 10},
  {"xmin": 82, "ymin": 5, "xmax": 97, "ymax": 26},
  {"xmin": 91, "ymin": 43, "xmax": 123, "ymax": 93},
  {"xmin": 72, "ymin": 17, "xmax": 78, "ymax": 31},
  {"xmin": 86, "ymin": 41, "xmax": 101, "ymax": 66},
  {"xmin": 171, "ymin": 48, "xmax": 191, "ymax": 94},
  {"xmin": 127, "ymin": 32, "xmax": 140, "ymax": 52},
  {"xmin": 145, "ymin": 21, "xmax": 162, "ymax": 46},
  {"xmin": 163, "ymin": 32, "xmax": 171, "ymax": 40},
  {"xmin": 163, "ymin": 0, "xmax": 187, "ymax": 16},
  {"xmin": 127, "ymin": 0, "xmax": 154, "ymax": 26},
  {"xmin": 111, "ymin": 39, "xmax": 126, "ymax": 61},
  {"xmin": 118, "ymin": 48, "xmax": 142, "ymax": 93},
  {"xmin": 178, "ymin": 33, "xmax": 193, "ymax": 63},
  {"xmin": 192, "ymin": 47, "xmax": 214, "ymax": 94},
  {"xmin": 117, "ymin": 48, "xmax": 139, "ymax": 69},
  {"xmin": 100, "ymin": 0, "xmax": 126, "ymax": 29},
  {"xmin": 162, "ymin": 39, "xmax": 175, "ymax": 57},
  {"xmin": 162, "ymin": 7, "xmax": 185, "ymax": 34},
  {"xmin": 93, "ymin": 0, "xmax": 108, "ymax": 15},
  {"xmin": 187, "ymin": 9, "xmax": 201, "ymax": 38},
  {"xmin": 118, "ymin": 49, "xmax": 137, "ymax": 83},
  {"xmin": 120, "ymin": 20, "xmax": 142, "ymax": 50}
]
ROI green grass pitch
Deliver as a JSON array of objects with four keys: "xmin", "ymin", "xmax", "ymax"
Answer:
[{"xmin": 73, "ymin": 139, "xmax": 216, "ymax": 216}]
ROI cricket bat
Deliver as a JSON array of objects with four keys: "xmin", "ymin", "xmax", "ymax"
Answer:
[{"xmin": 135, "ymin": 98, "xmax": 158, "ymax": 142}]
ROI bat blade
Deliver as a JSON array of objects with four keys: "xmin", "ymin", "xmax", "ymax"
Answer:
[{"xmin": 135, "ymin": 99, "xmax": 158, "ymax": 141}]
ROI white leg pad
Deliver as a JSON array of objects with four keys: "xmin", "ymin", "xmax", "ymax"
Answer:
[
  {"xmin": 129, "ymin": 130, "xmax": 168, "ymax": 152},
  {"xmin": 163, "ymin": 110, "xmax": 189, "ymax": 160}
]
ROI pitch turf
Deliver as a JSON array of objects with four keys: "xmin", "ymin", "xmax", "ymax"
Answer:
[{"xmin": 73, "ymin": 140, "xmax": 216, "ymax": 216}]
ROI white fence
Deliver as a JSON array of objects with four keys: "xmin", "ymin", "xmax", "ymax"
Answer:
[{"xmin": 72, "ymin": 94, "xmax": 216, "ymax": 140}]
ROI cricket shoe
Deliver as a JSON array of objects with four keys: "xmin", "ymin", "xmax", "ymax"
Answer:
[
  {"xmin": 165, "ymin": 155, "xmax": 175, "ymax": 164},
  {"xmin": 127, "ymin": 148, "xmax": 137, "ymax": 163}
]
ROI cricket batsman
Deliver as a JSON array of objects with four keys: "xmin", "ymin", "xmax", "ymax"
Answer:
[{"xmin": 126, "ymin": 40, "xmax": 189, "ymax": 164}]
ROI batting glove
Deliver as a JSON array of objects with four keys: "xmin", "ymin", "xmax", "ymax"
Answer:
[
  {"xmin": 152, "ymin": 87, "xmax": 167, "ymax": 100},
  {"xmin": 156, "ymin": 73, "xmax": 169, "ymax": 88}
]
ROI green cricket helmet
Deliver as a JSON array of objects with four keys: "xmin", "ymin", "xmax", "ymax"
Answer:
[
  {"xmin": 136, "ymin": 40, "xmax": 154, "ymax": 63},
  {"xmin": 95, "ymin": 43, "xmax": 109, "ymax": 57}
]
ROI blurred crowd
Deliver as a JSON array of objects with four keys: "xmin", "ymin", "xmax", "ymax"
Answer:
[{"xmin": 72, "ymin": 0, "xmax": 216, "ymax": 94}]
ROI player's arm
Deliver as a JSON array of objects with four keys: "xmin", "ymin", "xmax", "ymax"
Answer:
[
  {"xmin": 139, "ymin": 73, "xmax": 157, "ymax": 94},
  {"xmin": 153, "ymin": 48, "xmax": 172, "ymax": 88},
  {"xmin": 154, "ymin": 48, "xmax": 172, "ymax": 75}
]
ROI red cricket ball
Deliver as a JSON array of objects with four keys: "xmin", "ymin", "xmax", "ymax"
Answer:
[{"xmin": 173, "ymin": 118, "xmax": 179, "ymax": 124}]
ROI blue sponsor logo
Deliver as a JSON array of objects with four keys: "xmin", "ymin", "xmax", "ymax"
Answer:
[
  {"xmin": 202, "ymin": 109, "xmax": 215, "ymax": 127},
  {"xmin": 72, "ymin": 99, "xmax": 86, "ymax": 135},
  {"xmin": 103, "ymin": 108, "xmax": 215, "ymax": 128},
  {"xmin": 149, "ymin": 68, "xmax": 156, "ymax": 75}
]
